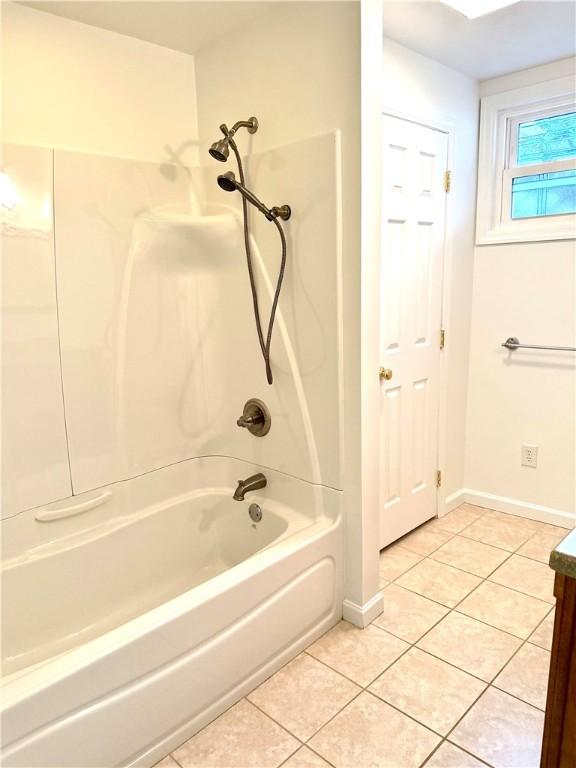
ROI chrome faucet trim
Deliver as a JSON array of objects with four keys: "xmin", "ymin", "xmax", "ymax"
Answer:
[{"xmin": 233, "ymin": 473, "xmax": 267, "ymax": 501}]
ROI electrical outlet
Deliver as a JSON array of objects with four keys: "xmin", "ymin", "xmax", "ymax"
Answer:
[{"xmin": 521, "ymin": 444, "xmax": 538, "ymax": 468}]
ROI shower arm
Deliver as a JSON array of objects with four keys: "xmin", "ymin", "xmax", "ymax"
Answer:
[{"xmin": 220, "ymin": 119, "xmax": 257, "ymax": 141}]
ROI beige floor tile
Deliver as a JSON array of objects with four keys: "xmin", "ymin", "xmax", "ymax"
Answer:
[
  {"xmin": 281, "ymin": 747, "xmax": 332, "ymax": 768},
  {"xmin": 433, "ymin": 504, "xmax": 487, "ymax": 534},
  {"xmin": 430, "ymin": 535, "xmax": 509, "ymax": 578},
  {"xmin": 379, "ymin": 544, "xmax": 422, "ymax": 583},
  {"xmin": 417, "ymin": 611, "xmax": 522, "ymax": 681},
  {"xmin": 369, "ymin": 648, "xmax": 486, "ymax": 736},
  {"xmin": 308, "ymin": 691, "xmax": 440, "ymax": 768},
  {"xmin": 482, "ymin": 509, "xmax": 543, "ymax": 530},
  {"xmin": 451, "ymin": 687, "xmax": 544, "ymax": 768},
  {"xmin": 529, "ymin": 609, "xmax": 555, "ymax": 651},
  {"xmin": 424, "ymin": 742, "xmax": 486, "ymax": 767},
  {"xmin": 460, "ymin": 513, "xmax": 534, "ymax": 551},
  {"xmin": 517, "ymin": 528, "xmax": 568, "ymax": 563},
  {"xmin": 457, "ymin": 581, "xmax": 551, "ymax": 639},
  {"xmin": 396, "ymin": 558, "xmax": 482, "ymax": 608},
  {"xmin": 173, "ymin": 699, "xmax": 299, "ymax": 768},
  {"xmin": 494, "ymin": 643, "xmax": 551, "ymax": 710},
  {"xmin": 520, "ymin": 519, "xmax": 572, "ymax": 535},
  {"xmin": 374, "ymin": 583, "xmax": 449, "ymax": 643},
  {"xmin": 489, "ymin": 554, "xmax": 555, "ymax": 603},
  {"xmin": 153, "ymin": 757, "xmax": 179, "ymax": 768},
  {"xmin": 306, "ymin": 620, "xmax": 408, "ymax": 687},
  {"xmin": 247, "ymin": 653, "xmax": 360, "ymax": 741},
  {"xmin": 397, "ymin": 524, "xmax": 454, "ymax": 556}
]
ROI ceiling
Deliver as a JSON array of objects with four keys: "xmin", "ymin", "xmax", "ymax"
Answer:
[
  {"xmin": 18, "ymin": 1, "xmax": 270, "ymax": 55},
  {"xmin": 18, "ymin": 1, "xmax": 576, "ymax": 80},
  {"xmin": 382, "ymin": 0, "xmax": 576, "ymax": 80}
]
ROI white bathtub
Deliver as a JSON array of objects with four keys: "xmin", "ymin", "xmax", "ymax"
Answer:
[{"xmin": 1, "ymin": 457, "xmax": 343, "ymax": 767}]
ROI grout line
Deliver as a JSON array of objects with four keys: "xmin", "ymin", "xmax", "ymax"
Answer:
[
  {"xmin": 161, "ymin": 506, "xmax": 554, "ymax": 768},
  {"xmin": 415, "ymin": 509, "xmax": 555, "ymax": 764},
  {"xmin": 250, "ymin": 697, "xmax": 306, "ymax": 754},
  {"xmin": 390, "ymin": 542, "xmax": 554, "ymax": 615},
  {"xmin": 444, "ymin": 740, "xmax": 493, "ymax": 767},
  {"xmin": 247, "ymin": 698, "xmax": 305, "ymax": 746},
  {"xmin": 167, "ymin": 753, "xmax": 184, "ymax": 768},
  {"xmin": 304, "ymin": 687, "xmax": 366, "ymax": 744},
  {"xmin": 419, "ymin": 737, "xmax": 494, "ymax": 768},
  {"xmin": 372, "ymin": 595, "xmax": 452, "ymax": 645},
  {"xmin": 361, "ymin": 689, "xmax": 446, "ymax": 740},
  {"xmin": 304, "ymin": 628, "xmax": 413, "ymax": 689},
  {"xmin": 300, "ymin": 743, "xmax": 338, "ymax": 768}
]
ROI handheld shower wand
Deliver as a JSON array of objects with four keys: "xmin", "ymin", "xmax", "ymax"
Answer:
[
  {"xmin": 209, "ymin": 116, "xmax": 291, "ymax": 386},
  {"xmin": 217, "ymin": 171, "xmax": 291, "ymax": 222}
]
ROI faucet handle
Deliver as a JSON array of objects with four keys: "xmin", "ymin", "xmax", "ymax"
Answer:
[
  {"xmin": 237, "ymin": 414, "xmax": 260, "ymax": 428},
  {"xmin": 236, "ymin": 399, "xmax": 271, "ymax": 437}
]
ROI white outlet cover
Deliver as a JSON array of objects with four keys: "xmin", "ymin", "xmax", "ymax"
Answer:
[{"xmin": 521, "ymin": 444, "xmax": 538, "ymax": 468}]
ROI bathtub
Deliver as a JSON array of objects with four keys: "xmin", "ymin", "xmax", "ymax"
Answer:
[{"xmin": 1, "ymin": 456, "xmax": 343, "ymax": 767}]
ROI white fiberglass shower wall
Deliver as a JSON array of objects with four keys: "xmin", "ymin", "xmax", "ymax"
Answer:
[{"xmin": 1, "ymin": 3, "xmax": 362, "ymax": 766}]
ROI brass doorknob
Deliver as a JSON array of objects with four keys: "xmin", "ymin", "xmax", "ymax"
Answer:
[{"xmin": 379, "ymin": 367, "xmax": 393, "ymax": 381}]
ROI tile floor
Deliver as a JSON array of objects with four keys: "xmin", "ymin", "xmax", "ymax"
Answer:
[{"xmin": 154, "ymin": 504, "xmax": 569, "ymax": 768}]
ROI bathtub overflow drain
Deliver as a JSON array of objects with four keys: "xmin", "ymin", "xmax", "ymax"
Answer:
[{"xmin": 249, "ymin": 503, "xmax": 262, "ymax": 523}]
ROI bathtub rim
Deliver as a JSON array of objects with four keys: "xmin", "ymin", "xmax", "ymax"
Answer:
[
  {"xmin": 1, "ymin": 484, "xmax": 318, "ymax": 570},
  {"xmin": 1, "ymin": 506, "xmax": 341, "ymax": 707}
]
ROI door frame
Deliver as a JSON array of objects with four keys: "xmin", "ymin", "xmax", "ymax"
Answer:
[{"xmin": 380, "ymin": 107, "xmax": 455, "ymax": 524}]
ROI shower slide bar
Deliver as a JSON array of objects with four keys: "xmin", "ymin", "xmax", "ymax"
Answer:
[{"xmin": 502, "ymin": 337, "xmax": 576, "ymax": 353}]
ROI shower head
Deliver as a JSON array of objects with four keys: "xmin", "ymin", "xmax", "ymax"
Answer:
[
  {"xmin": 217, "ymin": 170, "xmax": 238, "ymax": 192},
  {"xmin": 208, "ymin": 117, "xmax": 258, "ymax": 163},
  {"xmin": 216, "ymin": 171, "xmax": 291, "ymax": 222},
  {"xmin": 209, "ymin": 139, "xmax": 230, "ymax": 163}
]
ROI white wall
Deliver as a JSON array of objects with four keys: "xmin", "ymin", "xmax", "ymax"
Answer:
[
  {"xmin": 382, "ymin": 38, "xmax": 480, "ymax": 509},
  {"xmin": 1, "ymin": 3, "xmax": 199, "ymax": 165},
  {"xmin": 464, "ymin": 59, "xmax": 576, "ymax": 525},
  {"xmin": 193, "ymin": 2, "xmax": 372, "ymax": 612}
]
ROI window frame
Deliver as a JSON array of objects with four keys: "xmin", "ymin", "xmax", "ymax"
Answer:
[
  {"xmin": 476, "ymin": 76, "xmax": 576, "ymax": 245},
  {"xmin": 502, "ymin": 158, "xmax": 576, "ymax": 225}
]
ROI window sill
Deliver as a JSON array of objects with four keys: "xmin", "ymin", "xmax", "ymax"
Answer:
[{"xmin": 476, "ymin": 214, "xmax": 576, "ymax": 245}]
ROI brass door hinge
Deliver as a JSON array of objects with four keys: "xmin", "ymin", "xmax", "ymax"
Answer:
[
  {"xmin": 440, "ymin": 329, "xmax": 446, "ymax": 350},
  {"xmin": 436, "ymin": 470, "xmax": 442, "ymax": 488},
  {"xmin": 444, "ymin": 170, "xmax": 451, "ymax": 193}
]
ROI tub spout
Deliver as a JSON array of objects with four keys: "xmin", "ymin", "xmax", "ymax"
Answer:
[{"xmin": 233, "ymin": 473, "xmax": 267, "ymax": 501}]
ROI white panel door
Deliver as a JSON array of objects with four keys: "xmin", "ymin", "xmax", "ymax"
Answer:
[{"xmin": 379, "ymin": 116, "xmax": 448, "ymax": 549}]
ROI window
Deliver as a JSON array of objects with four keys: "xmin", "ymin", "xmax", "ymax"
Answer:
[
  {"xmin": 476, "ymin": 76, "xmax": 576, "ymax": 244},
  {"xmin": 511, "ymin": 169, "xmax": 576, "ymax": 220},
  {"xmin": 504, "ymin": 109, "xmax": 576, "ymax": 223},
  {"xmin": 516, "ymin": 112, "xmax": 576, "ymax": 166}
]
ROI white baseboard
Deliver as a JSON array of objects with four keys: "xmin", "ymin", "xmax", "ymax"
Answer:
[
  {"xmin": 441, "ymin": 489, "xmax": 467, "ymax": 515},
  {"xmin": 442, "ymin": 487, "xmax": 575, "ymax": 529},
  {"xmin": 342, "ymin": 591, "xmax": 384, "ymax": 628}
]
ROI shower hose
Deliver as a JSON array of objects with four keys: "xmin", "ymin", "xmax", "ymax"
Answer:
[{"xmin": 230, "ymin": 138, "xmax": 286, "ymax": 385}]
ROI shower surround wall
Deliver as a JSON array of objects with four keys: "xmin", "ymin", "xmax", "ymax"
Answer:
[
  {"xmin": 52, "ymin": 133, "xmax": 341, "ymax": 495},
  {"xmin": 193, "ymin": 1, "xmax": 379, "ymax": 620},
  {"xmin": 2, "ymin": 2, "xmax": 346, "ymax": 508},
  {"xmin": 2, "ymin": 3, "xmax": 351, "ymax": 764},
  {"xmin": 1, "ymin": 2, "xmax": 199, "ymax": 518}
]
